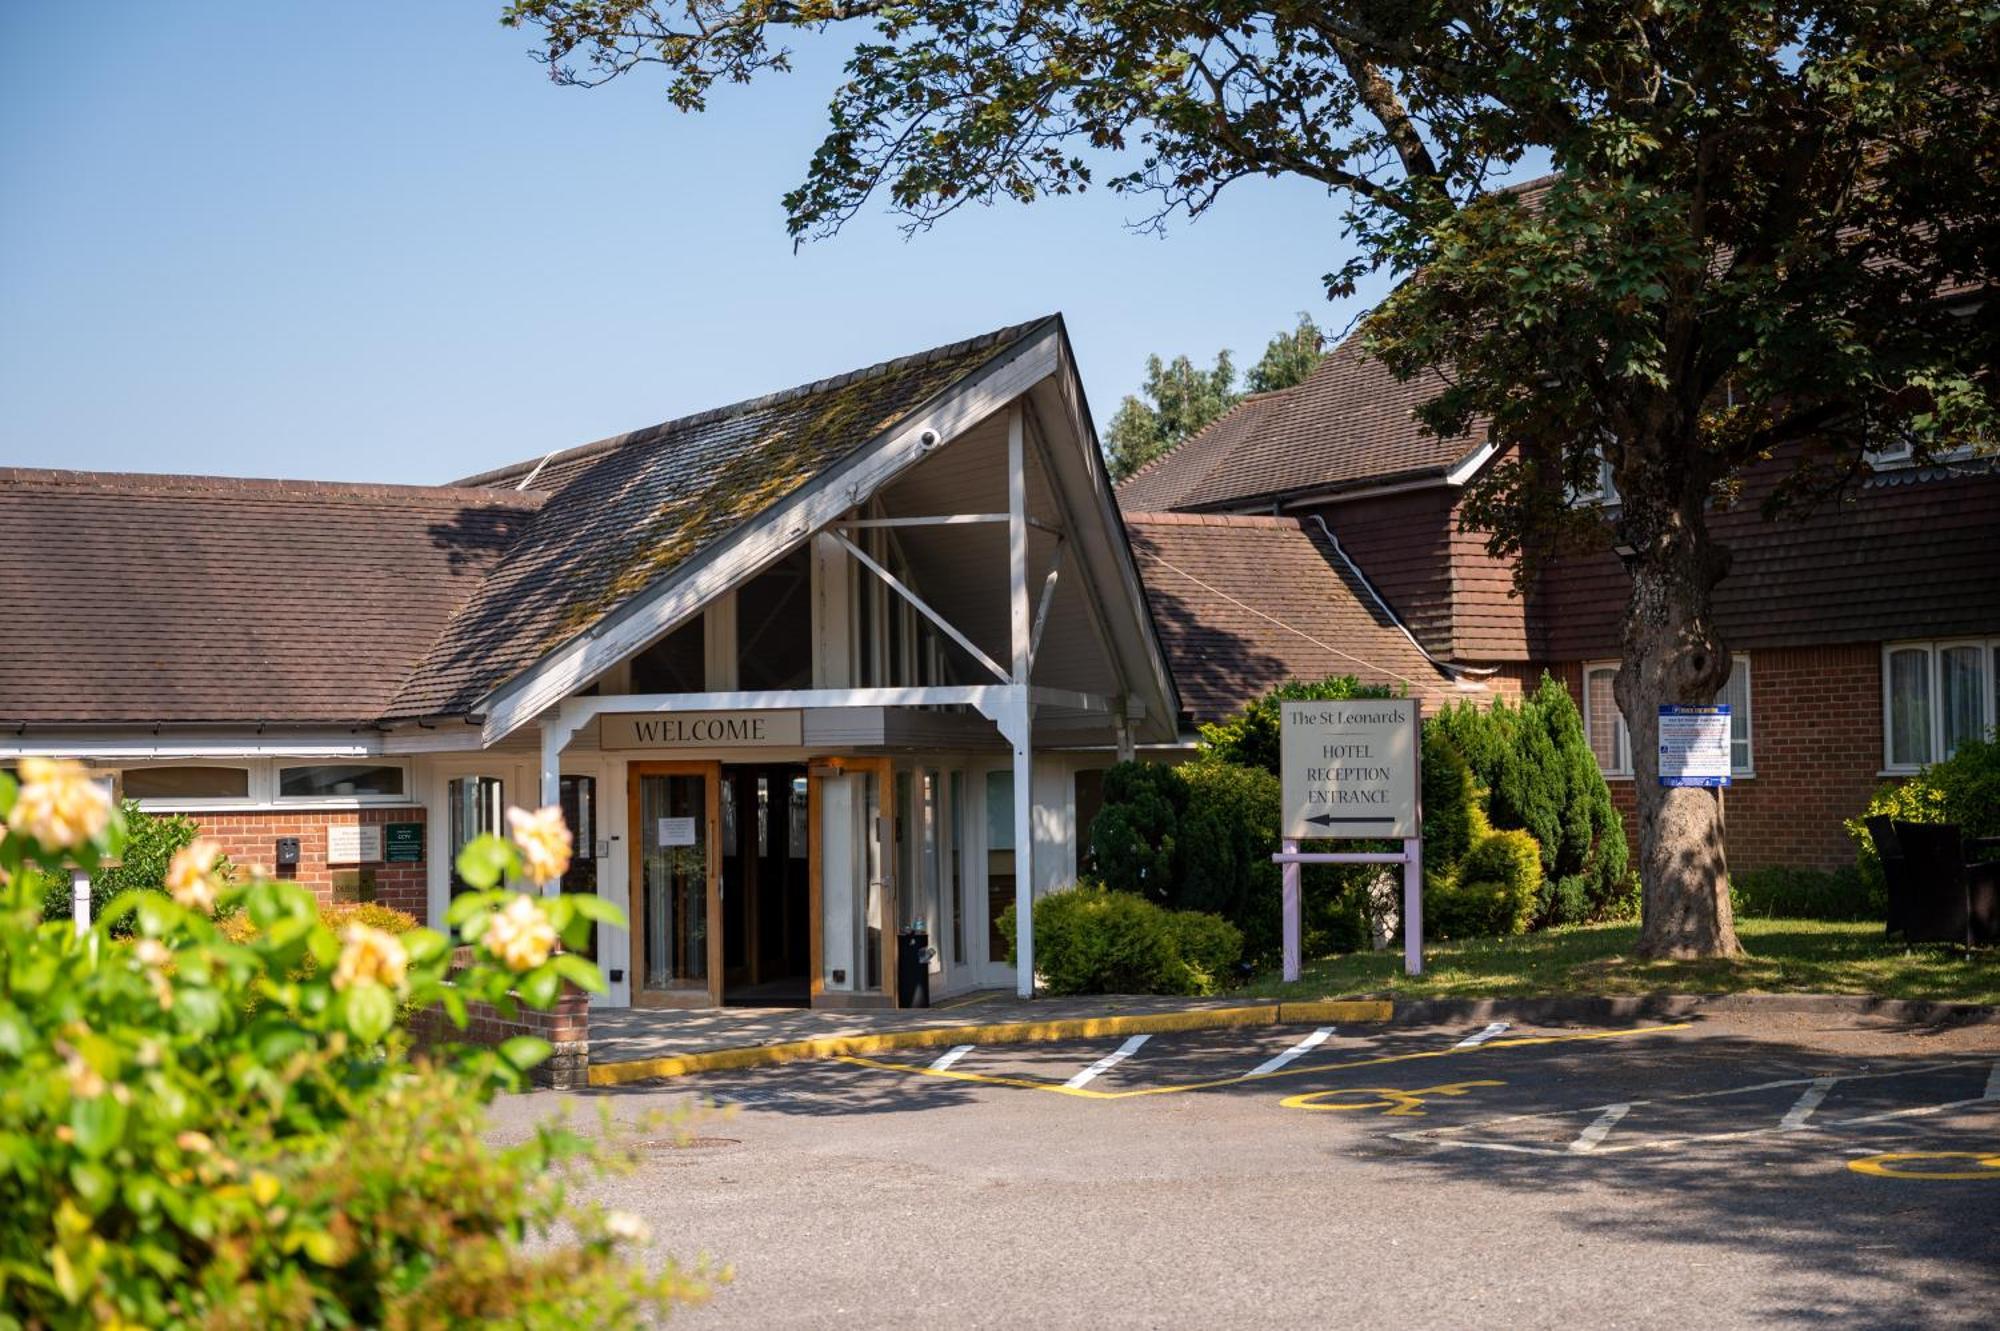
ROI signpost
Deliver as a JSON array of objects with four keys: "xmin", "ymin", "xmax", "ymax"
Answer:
[{"xmin": 1273, "ymin": 699, "xmax": 1425, "ymax": 982}]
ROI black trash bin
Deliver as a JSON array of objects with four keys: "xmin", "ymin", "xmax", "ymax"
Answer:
[{"xmin": 897, "ymin": 929, "xmax": 931, "ymax": 1008}]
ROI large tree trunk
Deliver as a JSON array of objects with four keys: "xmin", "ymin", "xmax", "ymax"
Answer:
[{"xmin": 1615, "ymin": 455, "xmax": 1743, "ymax": 961}]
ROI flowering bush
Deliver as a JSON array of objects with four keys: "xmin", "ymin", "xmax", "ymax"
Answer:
[{"xmin": 0, "ymin": 759, "xmax": 704, "ymax": 1328}]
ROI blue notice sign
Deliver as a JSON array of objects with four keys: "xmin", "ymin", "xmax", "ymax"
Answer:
[{"xmin": 1659, "ymin": 704, "xmax": 1731, "ymax": 788}]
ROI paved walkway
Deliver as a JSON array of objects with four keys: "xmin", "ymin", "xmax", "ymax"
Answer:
[{"xmin": 588, "ymin": 991, "xmax": 1272, "ymax": 1065}]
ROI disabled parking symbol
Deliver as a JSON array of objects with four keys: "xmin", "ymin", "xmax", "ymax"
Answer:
[{"xmin": 1281, "ymin": 1079, "xmax": 1504, "ymax": 1117}]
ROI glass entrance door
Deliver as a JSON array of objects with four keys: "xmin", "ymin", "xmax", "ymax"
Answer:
[{"xmin": 632, "ymin": 765, "xmax": 719, "ymax": 1005}]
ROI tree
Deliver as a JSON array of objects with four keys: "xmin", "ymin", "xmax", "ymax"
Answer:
[
  {"xmin": 501, "ymin": 1, "xmax": 1999, "ymax": 958},
  {"xmin": 1247, "ymin": 312, "xmax": 1326, "ymax": 394},
  {"xmin": 1104, "ymin": 349, "xmax": 1238, "ymax": 479}
]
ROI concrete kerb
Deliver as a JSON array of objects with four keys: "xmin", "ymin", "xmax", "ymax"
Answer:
[
  {"xmin": 580, "ymin": 990, "xmax": 2000, "ymax": 1089},
  {"xmin": 585, "ymin": 999, "xmax": 1394, "ymax": 1087}
]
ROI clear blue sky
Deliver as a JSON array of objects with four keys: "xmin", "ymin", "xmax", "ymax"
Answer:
[{"xmin": 1, "ymin": 2, "xmax": 1396, "ymax": 485}]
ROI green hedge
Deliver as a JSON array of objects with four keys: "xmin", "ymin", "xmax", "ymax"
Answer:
[
  {"xmin": 1430, "ymin": 829, "xmax": 1542, "ymax": 938},
  {"xmin": 1429, "ymin": 676, "xmax": 1628, "ymax": 922},
  {"xmin": 1001, "ymin": 885, "xmax": 1244, "ymax": 996},
  {"xmin": 1844, "ymin": 736, "xmax": 2000, "ymax": 895},
  {"xmin": 1731, "ymin": 866, "xmax": 1880, "ymax": 921},
  {"xmin": 36, "ymin": 801, "xmax": 230, "ymax": 936}
]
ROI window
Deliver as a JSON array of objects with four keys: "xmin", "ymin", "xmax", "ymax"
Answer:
[
  {"xmin": 1866, "ymin": 425, "xmax": 1978, "ymax": 469},
  {"xmin": 276, "ymin": 763, "xmax": 405, "ymax": 801},
  {"xmin": 1882, "ymin": 639, "xmax": 2000, "ymax": 771},
  {"xmin": 1567, "ymin": 439, "xmax": 1620, "ymax": 507},
  {"xmin": 737, "ymin": 545, "xmax": 812, "ymax": 691},
  {"xmin": 1583, "ymin": 657, "xmax": 1752, "ymax": 778},
  {"xmin": 448, "ymin": 775, "xmax": 504, "ymax": 895},
  {"xmin": 120, "ymin": 765, "xmax": 251, "ymax": 803}
]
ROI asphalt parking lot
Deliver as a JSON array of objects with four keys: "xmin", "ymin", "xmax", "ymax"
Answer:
[{"xmin": 489, "ymin": 1010, "xmax": 2000, "ymax": 1329}]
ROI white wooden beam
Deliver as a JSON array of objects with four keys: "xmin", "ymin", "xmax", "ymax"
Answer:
[
  {"xmin": 836, "ymin": 513, "xmax": 1061, "ymax": 533},
  {"xmin": 1007, "ymin": 404, "xmax": 1036, "ymax": 999},
  {"xmin": 829, "ymin": 530, "xmax": 1012, "ymax": 684},
  {"xmin": 1028, "ymin": 541, "xmax": 1063, "ymax": 672}
]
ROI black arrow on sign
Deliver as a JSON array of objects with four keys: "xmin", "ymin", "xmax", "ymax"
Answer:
[{"xmin": 1305, "ymin": 814, "xmax": 1394, "ymax": 827}]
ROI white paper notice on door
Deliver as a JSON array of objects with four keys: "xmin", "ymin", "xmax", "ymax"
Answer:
[{"xmin": 657, "ymin": 816, "xmax": 697, "ymax": 847}]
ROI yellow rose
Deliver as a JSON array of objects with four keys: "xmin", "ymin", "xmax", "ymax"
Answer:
[
  {"xmin": 506, "ymin": 804, "xmax": 574, "ymax": 884},
  {"xmin": 165, "ymin": 839, "xmax": 225, "ymax": 914},
  {"xmin": 483, "ymin": 893, "xmax": 558, "ymax": 973},
  {"xmin": 7, "ymin": 757, "xmax": 112, "ymax": 851},
  {"xmin": 331, "ymin": 923, "xmax": 410, "ymax": 992}
]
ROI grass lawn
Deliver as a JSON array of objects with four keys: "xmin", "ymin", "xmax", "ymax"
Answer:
[{"xmin": 1242, "ymin": 918, "xmax": 2000, "ymax": 1006}]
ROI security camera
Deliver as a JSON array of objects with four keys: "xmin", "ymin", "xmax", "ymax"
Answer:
[{"xmin": 918, "ymin": 428, "xmax": 940, "ymax": 450}]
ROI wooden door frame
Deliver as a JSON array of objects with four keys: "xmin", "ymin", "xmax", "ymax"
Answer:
[
  {"xmin": 627, "ymin": 760, "xmax": 724, "ymax": 1008},
  {"xmin": 806, "ymin": 755, "xmax": 897, "ymax": 1008}
]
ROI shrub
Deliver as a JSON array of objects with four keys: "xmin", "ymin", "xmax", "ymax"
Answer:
[
  {"xmin": 1431, "ymin": 829, "xmax": 1543, "ymax": 938},
  {"xmin": 1001, "ymin": 884, "xmax": 1243, "ymax": 996},
  {"xmin": 1176, "ymin": 759, "xmax": 1282, "ymax": 945},
  {"xmin": 37, "ymin": 801, "xmax": 231, "ymax": 935},
  {"xmin": 0, "ymin": 762, "xmax": 699, "ymax": 1328},
  {"xmin": 1845, "ymin": 736, "xmax": 2000, "ymax": 895},
  {"xmin": 1088, "ymin": 761, "xmax": 1185, "ymax": 902},
  {"xmin": 1419, "ymin": 730, "xmax": 1489, "ymax": 879},
  {"xmin": 1732, "ymin": 865, "xmax": 1880, "ymax": 921},
  {"xmin": 1428, "ymin": 677, "xmax": 1627, "ymax": 921}
]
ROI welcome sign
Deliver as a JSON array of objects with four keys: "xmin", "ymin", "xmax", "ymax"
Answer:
[{"xmin": 601, "ymin": 709, "xmax": 804, "ymax": 750}]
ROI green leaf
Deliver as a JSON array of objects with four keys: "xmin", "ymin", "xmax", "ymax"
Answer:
[
  {"xmin": 69, "ymin": 1160, "xmax": 117, "ymax": 1214},
  {"xmin": 342, "ymin": 984, "xmax": 396, "ymax": 1045},
  {"xmin": 497, "ymin": 1035, "xmax": 553, "ymax": 1071},
  {"xmin": 402, "ymin": 927, "xmax": 450, "ymax": 964},
  {"xmin": 553, "ymin": 952, "xmax": 608, "ymax": 994},
  {"xmin": 68, "ymin": 1095, "xmax": 127, "ymax": 1160},
  {"xmin": 565, "ymin": 893, "xmax": 627, "ymax": 927},
  {"xmin": 517, "ymin": 966, "xmax": 560, "ymax": 1010},
  {"xmin": 454, "ymin": 835, "xmax": 518, "ymax": 893}
]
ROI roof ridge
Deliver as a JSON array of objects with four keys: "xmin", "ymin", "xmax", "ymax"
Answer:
[
  {"xmin": 455, "ymin": 314, "xmax": 1059, "ymax": 489},
  {"xmin": 0, "ymin": 467, "xmax": 544, "ymax": 505}
]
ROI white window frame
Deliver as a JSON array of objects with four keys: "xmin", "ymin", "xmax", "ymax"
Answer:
[
  {"xmin": 1880, "ymin": 637, "xmax": 2000, "ymax": 774},
  {"xmin": 116, "ymin": 761, "xmax": 260, "ymax": 813},
  {"xmin": 1866, "ymin": 427, "xmax": 1979, "ymax": 469},
  {"xmin": 1566, "ymin": 439, "xmax": 1620, "ymax": 508},
  {"xmin": 1583, "ymin": 656, "xmax": 1754, "ymax": 780},
  {"xmin": 272, "ymin": 760, "xmax": 411, "ymax": 808}
]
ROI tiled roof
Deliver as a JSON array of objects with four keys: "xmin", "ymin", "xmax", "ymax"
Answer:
[
  {"xmin": 1535, "ymin": 458, "xmax": 2000, "ymax": 659},
  {"xmin": 1123, "ymin": 512, "xmax": 1462, "ymax": 724},
  {"xmin": 1114, "ymin": 327, "xmax": 1486, "ymax": 512},
  {"xmin": 0, "ymin": 470, "xmax": 540, "ymax": 725},
  {"xmin": 386, "ymin": 317, "xmax": 1053, "ymax": 718},
  {"xmin": 1115, "ymin": 387, "xmax": 1301, "ymax": 511}
]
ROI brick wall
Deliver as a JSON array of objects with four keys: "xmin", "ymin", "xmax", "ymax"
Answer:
[
  {"xmin": 413, "ymin": 983, "xmax": 591, "ymax": 1090},
  {"xmin": 191, "ymin": 806, "xmax": 429, "ymax": 923},
  {"xmin": 1550, "ymin": 645, "xmax": 1888, "ymax": 871}
]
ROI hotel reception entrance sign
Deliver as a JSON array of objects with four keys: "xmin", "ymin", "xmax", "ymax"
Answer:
[
  {"xmin": 1275, "ymin": 698, "xmax": 1425, "ymax": 983},
  {"xmin": 1279, "ymin": 700, "xmax": 1420, "ymax": 839}
]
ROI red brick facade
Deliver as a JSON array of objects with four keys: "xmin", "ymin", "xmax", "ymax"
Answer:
[
  {"xmin": 1555, "ymin": 645, "xmax": 1890, "ymax": 872},
  {"xmin": 191, "ymin": 806, "xmax": 429, "ymax": 924}
]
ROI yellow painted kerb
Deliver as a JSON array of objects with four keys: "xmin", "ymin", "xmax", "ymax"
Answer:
[{"xmin": 586, "ymin": 1000, "xmax": 1393, "ymax": 1087}]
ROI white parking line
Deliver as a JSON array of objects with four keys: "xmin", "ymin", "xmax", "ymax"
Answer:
[
  {"xmin": 1249, "ymin": 1027, "xmax": 1335, "ymax": 1077},
  {"xmin": 1064, "ymin": 1034, "xmax": 1151, "ymax": 1089},
  {"xmin": 929, "ymin": 1044, "xmax": 975, "ymax": 1072},
  {"xmin": 1568, "ymin": 1103, "xmax": 1632, "ymax": 1153},
  {"xmin": 1779, "ymin": 1077, "xmax": 1838, "ymax": 1131},
  {"xmin": 1455, "ymin": 1022, "xmax": 1511, "ymax": 1049}
]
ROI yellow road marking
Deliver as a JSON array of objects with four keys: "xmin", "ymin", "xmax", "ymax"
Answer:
[
  {"xmin": 588, "ymin": 1000, "xmax": 1392, "ymax": 1086},
  {"xmin": 1847, "ymin": 1151, "xmax": 2000, "ymax": 1181},
  {"xmin": 833, "ymin": 1023, "xmax": 1691, "ymax": 1101},
  {"xmin": 1282, "ymin": 1081, "xmax": 1504, "ymax": 1116}
]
